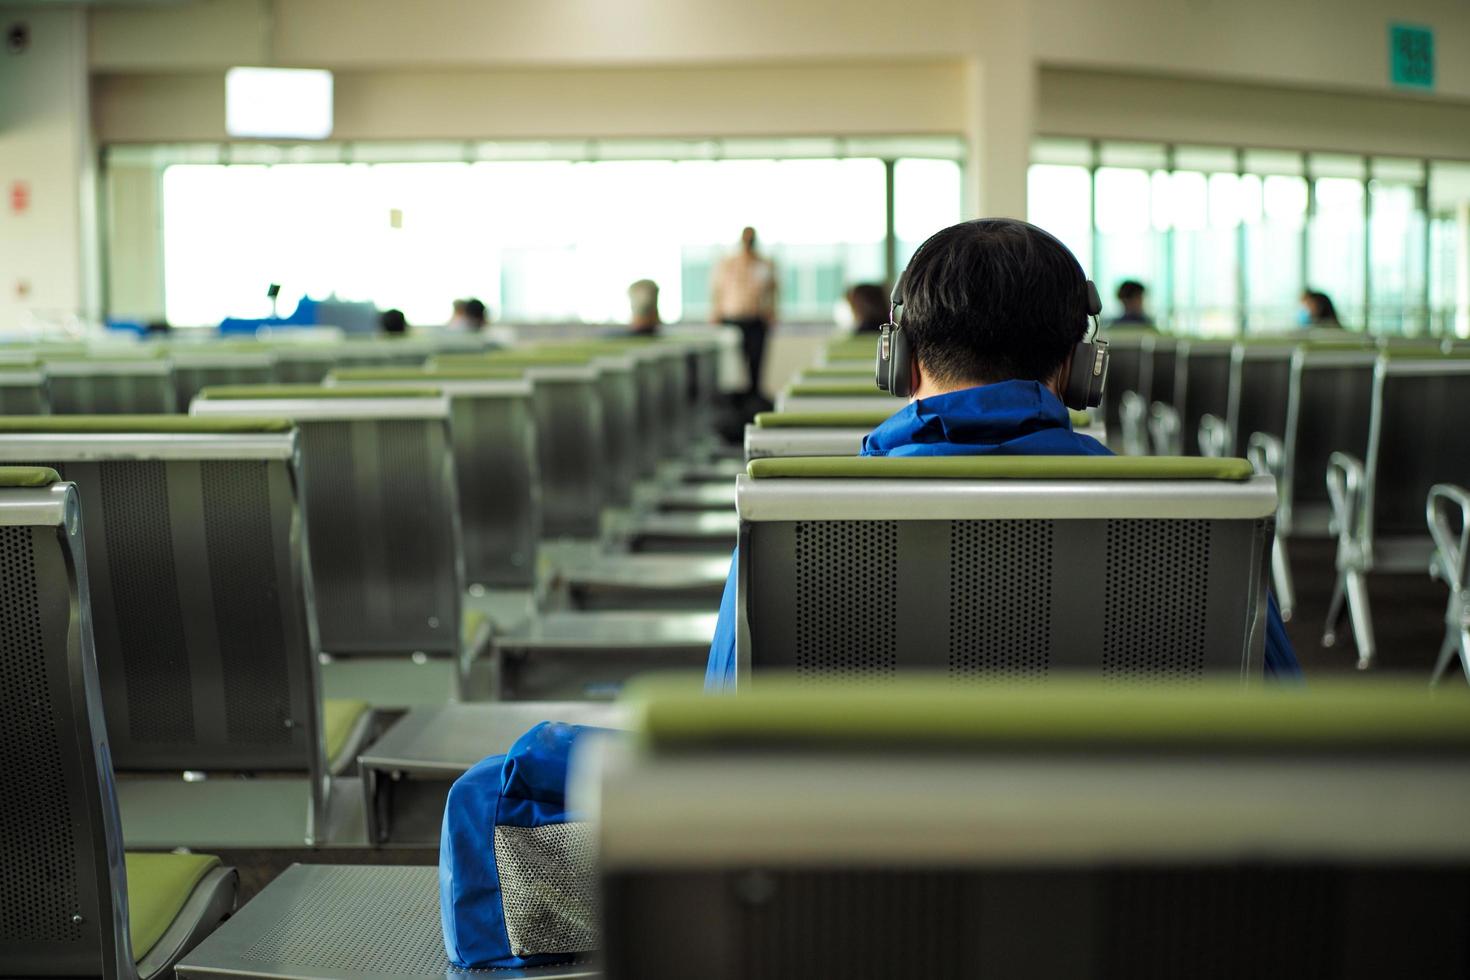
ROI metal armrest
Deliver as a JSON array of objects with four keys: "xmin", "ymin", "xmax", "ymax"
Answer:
[
  {"xmin": 1326, "ymin": 452, "xmax": 1368, "ymax": 562},
  {"xmin": 1198, "ymin": 414, "xmax": 1230, "ymax": 458},
  {"xmin": 1119, "ymin": 391, "xmax": 1148, "ymax": 456},
  {"xmin": 1427, "ymin": 484, "xmax": 1470, "ymax": 594},
  {"xmin": 1148, "ymin": 402, "xmax": 1183, "ymax": 457}
]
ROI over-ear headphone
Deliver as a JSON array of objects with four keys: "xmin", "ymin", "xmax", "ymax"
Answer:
[{"xmin": 875, "ymin": 221, "xmax": 1110, "ymax": 411}]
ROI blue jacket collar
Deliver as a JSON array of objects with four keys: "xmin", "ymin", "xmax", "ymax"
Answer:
[{"xmin": 861, "ymin": 380, "xmax": 1080, "ymax": 456}]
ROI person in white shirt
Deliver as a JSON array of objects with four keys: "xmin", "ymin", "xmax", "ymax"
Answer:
[{"xmin": 711, "ymin": 227, "xmax": 778, "ymax": 397}]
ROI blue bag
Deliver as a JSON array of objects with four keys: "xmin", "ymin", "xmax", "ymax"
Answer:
[{"xmin": 440, "ymin": 721, "xmax": 605, "ymax": 969}]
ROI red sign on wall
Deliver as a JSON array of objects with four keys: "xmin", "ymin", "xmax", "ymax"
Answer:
[{"xmin": 9, "ymin": 181, "xmax": 30, "ymax": 215}]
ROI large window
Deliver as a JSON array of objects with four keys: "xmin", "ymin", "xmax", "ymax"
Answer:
[
  {"xmin": 1030, "ymin": 139, "xmax": 1470, "ymax": 338},
  {"xmin": 126, "ymin": 138, "xmax": 964, "ymax": 328}
]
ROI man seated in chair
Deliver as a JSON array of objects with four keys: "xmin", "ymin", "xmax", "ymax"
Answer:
[{"xmin": 705, "ymin": 217, "xmax": 1301, "ymax": 686}]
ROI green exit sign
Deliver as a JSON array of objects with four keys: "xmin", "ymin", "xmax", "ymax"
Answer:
[{"xmin": 1390, "ymin": 23, "xmax": 1434, "ymax": 90}]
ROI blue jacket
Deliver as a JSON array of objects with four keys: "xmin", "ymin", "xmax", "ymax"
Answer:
[{"xmin": 705, "ymin": 380, "xmax": 1301, "ymax": 687}]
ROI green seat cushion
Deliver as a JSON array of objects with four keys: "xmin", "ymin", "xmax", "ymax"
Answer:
[
  {"xmin": 825, "ymin": 338, "xmax": 880, "ymax": 359},
  {"xmin": 0, "ymin": 466, "xmax": 61, "ymax": 487},
  {"xmin": 197, "ymin": 384, "xmax": 441, "ymax": 399},
  {"xmin": 331, "ymin": 366, "xmax": 524, "ymax": 383},
  {"xmin": 747, "ymin": 455, "xmax": 1255, "ymax": 480},
  {"xmin": 785, "ymin": 382, "xmax": 886, "ymax": 397},
  {"xmin": 755, "ymin": 410, "xmax": 893, "ymax": 429},
  {"xmin": 755, "ymin": 408, "xmax": 1093, "ymax": 430},
  {"xmin": 463, "ymin": 607, "xmax": 489, "ymax": 647},
  {"xmin": 800, "ymin": 366, "xmax": 873, "ymax": 379},
  {"xmin": 624, "ymin": 677, "xmax": 1470, "ymax": 751},
  {"xmin": 125, "ymin": 851, "xmax": 222, "ymax": 962},
  {"xmin": 322, "ymin": 699, "xmax": 370, "ymax": 768},
  {"xmin": 0, "ymin": 416, "xmax": 293, "ymax": 434}
]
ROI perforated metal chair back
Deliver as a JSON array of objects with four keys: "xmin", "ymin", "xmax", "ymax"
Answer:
[
  {"xmin": 1175, "ymin": 340, "xmax": 1234, "ymax": 455},
  {"xmin": 329, "ymin": 372, "xmax": 542, "ymax": 589},
  {"xmin": 0, "ymin": 368, "xmax": 48, "ymax": 414},
  {"xmin": 736, "ymin": 457, "xmax": 1274, "ymax": 686},
  {"xmin": 193, "ymin": 392, "xmax": 465, "ymax": 656},
  {"xmin": 0, "ymin": 474, "xmax": 135, "ymax": 978},
  {"xmin": 525, "ymin": 369, "xmax": 607, "ymax": 538},
  {"xmin": 1282, "ymin": 349, "xmax": 1378, "ymax": 533},
  {"xmin": 270, "ymin": 348, "xmax": 338, "ymax": 384},
  {"xmin": 1228, "ymin": 344, "xmax": 1294, "ymax": 454},
  {"xmin": 168, "ymin": 352, "xmax": 275, "ymax": 413},
  {"xmin": 1366, "ymin": 359, "xmax": 1470, "ymax": 539},
  {"xmin": 45, "ymin": 360, "xmax": 175, "ymax": 415},
  {"xmin": 0, "ymin": 422, "xmax": 325, "ymax": 777}
]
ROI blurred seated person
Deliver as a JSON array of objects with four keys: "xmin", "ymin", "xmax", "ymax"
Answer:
[
  {"xmin": 847, "ymin": 283, "xmax": 889, "ymax": 334},
  {"xmin": 1111, "ymin": 280, "xmax": 1153, "ymax": 327},
  {"xmin": 447, "ymin": 299, "xmax": 469, "ymax": 331},
  {"xmin": 1300, "ymin": 289, "xmax": 1343, "ymax": 328},
  {"xmin": 705, "ymin": 218, "xmax": 1300, "ymax": 687},
  {"xmin": 379, "ymin": 308, "xmax": 408, "ymax": 336},
  {"xmin": 627, "ymin": 279, "xmax": 661, "ymax": 336}
]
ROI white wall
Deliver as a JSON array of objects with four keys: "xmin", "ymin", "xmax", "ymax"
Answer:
[{"xmin": 0, "ymin": 6, "xmax": 95, "ymax": 334}]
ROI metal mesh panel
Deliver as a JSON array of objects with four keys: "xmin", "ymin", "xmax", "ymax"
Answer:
[
  {"xmin": 493, "ymin": 822, "xmax": 599, "ymax": 957},
  {"xmin": 0, "ymin": 385, "xmax": 44, "ymax": 414},
  {"xmin": 794, "ymin": 520, "xmax": 897, "ymax": 679},
  {"xmin": 949, "ymin": 521, "xmax": 1052, "ymax": 680},
  {"xmin": 202, "ymin": 460, "xmax": 291, "ymax": 746},
  {"xmin": 102, "ymin": 461, "xmax": 196, "ymax": 742},
  {"xmin": 242, "ymin": 866, "xmax": 450, "ymax": 973},
  {"xmin": 1103, "ymin": 519, "xmax": 1211, "ymax": 684},
  {"xmin": 739, "ymin": 869, "xmax": 971, "ymax": 978},
  {"xmin": 378, "ymin": 420, "xmax": 441, "ymax": 632},
  {"xmin": 299, "ymin": 421, "xmax": 362, "ymax": 644},
  {"xmin": 0, "ymin": 527, "xmax": 82, "ymax": 944}
]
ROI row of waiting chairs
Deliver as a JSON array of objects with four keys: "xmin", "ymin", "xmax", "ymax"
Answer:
[
  {"xmin": 1101, "ymin": 330, "xmax": 1470, "ymax": 673},
  {"xmin": 0, "ymin": 327, "xmax": 736, "ymax": 977}
]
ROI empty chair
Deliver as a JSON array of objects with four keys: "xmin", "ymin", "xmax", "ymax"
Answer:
[
  {"xmin": 1429, "ymin": 484, "xmax": 1470, "ymax": 685},
  {"xmin": 733, "ymin": 455, "xmax": 1275, "ymax": 686},
  {"xmin": 44, "ymin": 354, "xmax": 175, "ymax": 414},
  {"xmin": 0, "ymin": 360, "xmax": 48, "ymax": 414},
  {"xmin": 1174, "ymin": 339, "xmax": 1234, "ymax": 455},
  {"xmin": 0, "ymin": 416, "xmax": 364, "ymax": 846},
  {"xmin": 1278, "ymin": 347, "xmax": 1378, "ymax": 538},
  {"xmin": 167, "ymin": 347, "xmax": 275, "ymax": 412},
  {"xmin": 1097, "ymin": 328, "xmax": 1154, "ymax": 448},
  {"xmin": 329, "ymin": 367, "xmax": 542, "ymax": 591},
  {"xmin": 192, "ymin": 386, "xmax": 478, "ymax": 706},
  {"xmin": 0, "ymin": 466, "xmax": 238, "ymax": 978},
  {"xmin": 267, "ymin": 345, "xmax": 339, "ymax": 384},
  {"xmin": 775, "ymin": 381, "xmax": 890, "ymax": 414},
  {"xmin": 588, "ymin": 679, "xmax": 1470, "ymax": 980},
  {"xmin": 436, "ymin": 355, "xmax": 608, "ymax": 539},
  {"xmin": 744, "ymin": 410, "xmax": 891, "ymax": 461},
  {"xmin": 1323, "ymin": 355, "xmax": 1470, "ymax": 667}
]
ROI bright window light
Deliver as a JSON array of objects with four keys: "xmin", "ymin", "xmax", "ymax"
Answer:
[{"xmin": 226, "ymin": 67, "xmax": 333, "ymax": 140}]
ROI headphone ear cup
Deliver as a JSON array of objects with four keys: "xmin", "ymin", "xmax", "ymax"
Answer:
[
  {"xmin": 1064, "ymin": 340, "xmax": 1109, "ymax": 410},
  {"xmin": 889, "ymin": 326, "xmax": 913, "ymax": 398}
]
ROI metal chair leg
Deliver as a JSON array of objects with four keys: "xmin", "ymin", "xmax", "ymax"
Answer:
[
  {"xmin": 1346, "ymin": 571, "xmax": 1376, "ymax": 669},
  {"xmin": 1322, "ymin": 569, "xmax": 1347, "ymax": 647},
  {"xmin": 1432, "ymin": 628, "xmax": 1460, "ymax": 686},
  {"xmin": 1272, "ymin": 535, "xmax": 1295, "ymax": 622}
]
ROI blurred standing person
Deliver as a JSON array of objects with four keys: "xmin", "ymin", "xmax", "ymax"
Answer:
[
  {"xmin": 712, "ymin": 226, "xmax": 778, "ymax": 397},
  {"xmin": 627, "ymin": 279, "xmax": 661, "ymax": 336},
  {"xmin": 845, "ymin": 283, "xmax": 889, "ymax": 334}
]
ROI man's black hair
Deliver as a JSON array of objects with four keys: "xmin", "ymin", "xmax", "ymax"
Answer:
[
  {"xmin": 1117, "ymin": 280, "xmax": 1145, "ymax": 302},
  {"xmin": 897, "ymin": 218, "xmax": 1089, "ymax": 386}
]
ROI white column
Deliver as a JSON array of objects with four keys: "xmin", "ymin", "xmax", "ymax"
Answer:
[
  {"xmin": 962, "ymin": 5, "xmax": 1034, "ymax": 221},
  {"xmin": 0, "ymin": 6, "xmax": 97, "ymax": 335},
  {"xmin": 1457, "ymin": 200, "xmax": 1470, "ymax": 338}
]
